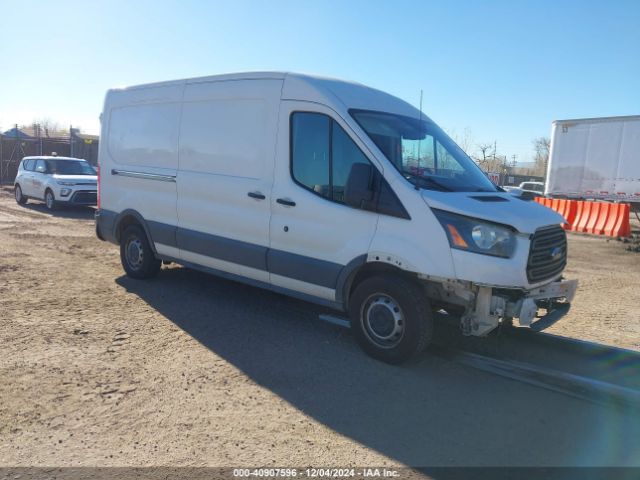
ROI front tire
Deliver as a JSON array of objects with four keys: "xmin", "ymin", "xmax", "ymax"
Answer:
[
  {"xmin": 45, "ymin": 189, "xmax": 57, "ymax": 210},
  {"xmin": 120, "ymin": 224, "xmax": 161, "ymax": 279},
  {"xmin": 349, "ymin": 274, "xmax": 433, "ymax": 364},
  {"xmin": 14, "ymin": 184, "xmax": 27, "ymax": 204}
]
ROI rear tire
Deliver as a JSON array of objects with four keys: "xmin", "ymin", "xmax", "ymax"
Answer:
[
  {"xmin": 349, "ymin": 274, "xmax": 433, "ymax": 364},
  {"xmin": 120, "ymin": 224, "xmax": 161, "ymax": 279},
  {"xmin": 14, "ymin": 184, "xmax": 27, "ymax": 204},
  {"xmin": 45, "ymin": 189, "xmax": 57, "ymax": 210}
]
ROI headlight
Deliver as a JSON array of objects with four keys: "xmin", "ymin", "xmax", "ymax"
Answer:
[
  {"xmin": 57, "ymin": 181, "xmax": 75, "ymax": 186},
  {"xmin": 433, "ymin": 209, "xmax": 516, "ymax": 258}
]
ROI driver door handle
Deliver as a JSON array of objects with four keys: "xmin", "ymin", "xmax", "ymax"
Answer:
[
  {"xmin": 276, "ymin": 198, "xmax": 296, "ymax": 207},
  {"xmin": 247, "ymin": 191, "xmax": 266, "ymax": 200}
]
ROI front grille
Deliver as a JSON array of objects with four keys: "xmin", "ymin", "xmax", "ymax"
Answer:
[
  {"xmin": 70, "ymin": 190, "xmax": 97, "ymax": 205},
  {"xmin": 527, "ymin": 225, "xmax": 567, "ymax": 283}
]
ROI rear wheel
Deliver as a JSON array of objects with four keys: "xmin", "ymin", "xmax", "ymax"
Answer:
[
  {"xmin": 120, "ymin": 224, "xmax": 161, "ymax": 279},
  {"xmin": 349, "ymin": 274, "xmax": 433, "ymax": 364},
  {"xmin": 14, "ymin": 184, "xmax": 27, "ymax": 204},
  {"xmin": 45, "ymin": 189, "xmax": 57, "ymax": 210}
]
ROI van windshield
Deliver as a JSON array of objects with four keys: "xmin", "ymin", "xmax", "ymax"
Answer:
[
  {"xmin": 47, "ymin": 160, "xmax": 96, "ymax": 175},
  {"xmin": 350, "ymin": 110, "xmax": 497, "ymax": 192}
]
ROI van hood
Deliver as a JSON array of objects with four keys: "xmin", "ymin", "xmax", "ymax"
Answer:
[
  {"xmin": 53, "ymin": 174, "xmax": 97, "ymax": 184},
  {"xmin": 421, "ymin": 190, "xmax": 565, "ymax": 234}
]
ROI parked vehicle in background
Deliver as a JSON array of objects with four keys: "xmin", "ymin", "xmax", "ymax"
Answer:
[
  {"xmin": 502, "ymin": 182, "xmax": 543, "ymax": 200},
  {"xmin": 546, "ymin": 115, "xmax": 640, "ymax": 204},
  {"xmin": 502, "ymin": 185, "xmax": 524, "ymax": 198},
  {"xmin": 14, "ymin": 156, "xmax": 98, "ymax": 210},
  {"xmin": 518, "ymin": 181, "xmax": 544, "ymax": 200},
  {"xmin": 96, "ymin": 72, "xmax": 577, "ymax": 364}
]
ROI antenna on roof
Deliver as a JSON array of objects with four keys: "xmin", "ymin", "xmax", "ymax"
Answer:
[{"xmin": 416, "ymin": 89, "xmax": 424, "ymax": 174}]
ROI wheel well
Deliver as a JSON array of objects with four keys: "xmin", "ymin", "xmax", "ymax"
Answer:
[
  {"xmin": 115, "ymin": 215, "xmax": 142, "ymax": 242},
  {"xmin": 344, "ymin": 262, "xmax": 422, "ymax": 308}
]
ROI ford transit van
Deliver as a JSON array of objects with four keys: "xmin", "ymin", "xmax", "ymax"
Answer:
[{"xmin": 96, "ymin": 72, "xmax": 577, "ymax": 363}]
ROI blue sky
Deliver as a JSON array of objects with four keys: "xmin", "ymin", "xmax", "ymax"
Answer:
[{"xmin": 1, "ymin": 0, "xmax": 638, "ymax": 163}]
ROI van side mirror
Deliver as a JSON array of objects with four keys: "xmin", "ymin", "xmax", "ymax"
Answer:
[{"xmin": 345, "ymin": 163, "xmax": 374, "ymax": 210}]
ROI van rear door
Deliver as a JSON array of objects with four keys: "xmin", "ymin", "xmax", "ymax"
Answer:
[
  {"xmin": 268, "ymin": 102, "xmax": 380, "ymax": 302},
  {"xmin": 175, "ymin": 79, "xmax": 282, "ymax": 283}
]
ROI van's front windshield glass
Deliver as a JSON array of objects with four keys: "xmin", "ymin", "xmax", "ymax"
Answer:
[{"xmin": 350, "ymin": 110, "xmax": 497, "ymax": 193}]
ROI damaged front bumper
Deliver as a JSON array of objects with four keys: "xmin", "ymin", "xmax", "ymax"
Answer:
[{"xmin": 461, "ymin": 278, "xmax": 578, "ymax": 336}]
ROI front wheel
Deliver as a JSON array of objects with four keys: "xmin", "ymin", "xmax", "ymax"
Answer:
[
  {"xmin": 14, "ymin": 184, "xmax": 27, "ymax": 204},
  {"xmin": 349, "ymin": 274, "xmax": 433, "ymax": 364},
  {"xmin": 120, "ymin": 224, "xmax": 161, "ymax": 279},
  {"xmin": 45, "ymin": 189, "xmax": 57, "ymax": 210}
]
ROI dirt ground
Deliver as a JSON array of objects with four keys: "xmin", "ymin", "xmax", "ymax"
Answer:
[{"xmin": 1, "ymin": 186, "xmax": 639, "ymax": 469}]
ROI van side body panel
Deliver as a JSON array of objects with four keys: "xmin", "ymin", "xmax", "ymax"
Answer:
[{"xmin": 175, "ymin": 79, "xmax": 283, "ymax": 283}]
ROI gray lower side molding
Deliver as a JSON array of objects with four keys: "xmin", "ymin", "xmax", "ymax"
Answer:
[{"xmin": 96, "ymin": 208, "xmax": 366, "ymax": 300}]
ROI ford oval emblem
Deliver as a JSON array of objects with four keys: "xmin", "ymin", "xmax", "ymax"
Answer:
[{"xmin": 550, "ymin": 246, "xmax": 563, "ymax": 261}]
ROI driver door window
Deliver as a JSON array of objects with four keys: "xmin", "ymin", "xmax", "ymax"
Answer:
[{"xmin": 291, "ymin": 112, "xmax": 372, "ymax": 204}]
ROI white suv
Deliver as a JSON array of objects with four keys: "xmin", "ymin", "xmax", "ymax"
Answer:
[{"xmin": 14, "ymin": 156, "xmax": 98, "ymax": 210}]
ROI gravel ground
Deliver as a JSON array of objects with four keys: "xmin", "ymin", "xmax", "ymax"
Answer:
[{"xmin": 1, "ymin": 186, "xmax": 639, "ymax": 468}]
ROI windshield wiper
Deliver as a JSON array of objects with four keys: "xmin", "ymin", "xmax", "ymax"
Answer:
[{"xmin": 402, "ymin": 171, "xmax": 453, "ymax": 192}]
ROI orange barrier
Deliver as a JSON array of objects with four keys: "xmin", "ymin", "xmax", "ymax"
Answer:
[
  {"xmin": 575, "ymin": 201, "xmax": 593, "ymax": 232},
  {"xmin": 533, "ymin": 197, "xmax": 631, "ymax": 237},
  {"xmin": 564, "ymin": 200, "xmax": 578, "ymax": 228},
  {"xmin": 603, "ymin": 204, "xmax": 620, "ymax": 237},
  {"xmin": 592, "ymin": 202, "xmax": 612, "ymax": 235},
  {"xmin": 571, "ymin": 201, "xmax": 584, "ymax": 232},
  {"xmin": 610, "ymin": 203, "xmax": 631, "ymax": 237},
  {"xmin": 585, "ymin": 202, "xmax": 602, "ymax": 234}
]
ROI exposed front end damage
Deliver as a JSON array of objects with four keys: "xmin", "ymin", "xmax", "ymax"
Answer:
[{"xmin": 421, "ymin": 275, "xmax": 578, "ymax": 336}]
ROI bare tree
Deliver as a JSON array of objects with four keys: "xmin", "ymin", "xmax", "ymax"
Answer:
[
  {"xmin": 29, "ymin": 117, "xmax": 62, "ymax": 137},
  {"xmin": 532, "ymin": 136, "xmax": 550, "ymax": 176},
  {"xmin": 448, "ymin": 127, "xmax": 474, "ymax": 155},
  {"xmin": 475, "ymin": 143, "xmax": 494, "ymax": 169},
  {"xmin": 478, "ymin": 143, "xmax": 493, "ymax": 161}
]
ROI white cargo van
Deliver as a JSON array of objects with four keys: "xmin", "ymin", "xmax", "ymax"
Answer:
[{"xmin": 96, "ymin": 72, "xmax": 577, "ymax": 363}]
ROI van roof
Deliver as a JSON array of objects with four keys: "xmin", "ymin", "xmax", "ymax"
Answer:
[
  {"xmin": 112, "ymin": 71, "xmax": 344, "ymax": 90},
  {"xmin": 107, "ymin": 71, "xmax": 425, "ymax": 120}
]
